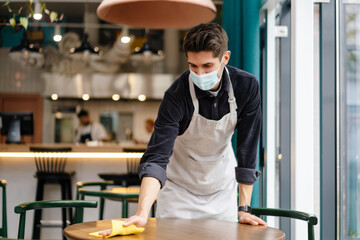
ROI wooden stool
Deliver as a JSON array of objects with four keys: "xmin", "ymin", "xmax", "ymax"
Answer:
[{"xmin": 30, "ymin": 147, "xmax": 74, "ymax": 240}]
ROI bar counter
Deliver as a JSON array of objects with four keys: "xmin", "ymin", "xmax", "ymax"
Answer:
[
  {"xmin": 0, "ymin": 143, "xmax": 144, "ymax": 239},
  {"xmin": 0, "ymin": 142, "xmax": 146, "ymax": 154}
]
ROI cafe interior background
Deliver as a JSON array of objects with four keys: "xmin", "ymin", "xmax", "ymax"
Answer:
[{"xmin": 0, "ymin": 0, "xmax": 358, "ymax": 239}]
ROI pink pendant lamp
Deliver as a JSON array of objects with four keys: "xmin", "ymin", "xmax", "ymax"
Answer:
[{"xmin": 97, "ymin": 0, "xmax": 217, "ymax": 29}]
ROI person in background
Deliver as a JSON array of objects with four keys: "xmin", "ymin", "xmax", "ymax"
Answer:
[
  {"xmin": 75, "ymin": 109, "xmax": 108, "ymax": 143},
  {"xmin": 144, "ymin": 118, "xmax": 154, "ymax": 139},
  {"xmin": 134, "ymin": 118, "xmax": 155, "ymax": 145}
]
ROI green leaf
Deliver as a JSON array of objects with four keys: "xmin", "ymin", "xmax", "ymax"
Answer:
[
  {"xmin": 29, "ymin": 5, "xmax": 34, "ymax": 15},
  {"xmin": 18, "ymin": 6, "xmax": 23, "ymax": 15},
  {"xmin": 7, "ymin": 5, "xmax": 12, "ymax": 13},
  {"xmin": 9, "ymin": 17, "xmax": 16, "ymax": 27},
  {"xmin": 28, "ymin": 0, "xmax": 33, "ymax": 4},
  {"xmin": 41, "ymin": 3, "xmax": 45, "ymax": 13},
  {"xmin": 49, "ymin": 11, "xmax": 57, "ymax": 22},
  {"xmin": 20, "ymin": 17, "xmax": 28, "ymax": 29},
  {"xmin": 3, "ymin": 1, "xmax": 10, "ymax": 7}
]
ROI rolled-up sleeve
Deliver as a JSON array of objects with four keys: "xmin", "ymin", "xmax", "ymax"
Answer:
[
  {"xmin": 138, "ymin": 90, "xmax": 185, "ymax": 188},
  {"xmin": 235, "ymin": 76, "xmax": 262, "ymax": 184},
  {"xmin": 235, "ymin": 167, "xmax": 261, "ymax": 184},
  {"xmin": 138, "ymin": 162, "xmax": 168, "ymax": 187}
]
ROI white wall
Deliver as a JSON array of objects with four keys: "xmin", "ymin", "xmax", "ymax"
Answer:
[{"xmin": 0, "ymin": 49, "xmax": 44, "ymax": 93}]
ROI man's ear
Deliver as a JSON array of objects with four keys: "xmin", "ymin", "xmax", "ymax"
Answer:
[{"xmin": 224, "ymin": 50, "xmax": 231, "ymax": 65}]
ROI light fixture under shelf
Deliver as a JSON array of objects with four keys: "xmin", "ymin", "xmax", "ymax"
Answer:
[{"xmin": 9, "ymin": 33, "xmax": 44, "ymax": 67}]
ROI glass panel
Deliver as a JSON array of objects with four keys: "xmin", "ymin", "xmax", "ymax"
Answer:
[
  {"xmin": 100, "ymin": 112, "xmax": 118, "ymax": 142},
  {"xmin": 54, "ymin": 117, "xmax": 74, "ymax": 143},
  {"xmin": 340, "ymin": 2, "xmax": 360, "ymax": 239},
  {"xmin": 313, "ymin": 4, "xmax": 320, "ymax": 240},
  {"xmin": 117, "ymin": 113, "xmax": 133, "ymax": 142}
]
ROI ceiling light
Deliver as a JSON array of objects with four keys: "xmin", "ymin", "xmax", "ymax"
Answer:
[
  {"xmin": 51, "ymin": 94, "xmax": 58, "ymax": 101},
  {"xmin": 55, "ymin": 112, "xmax": 63, "ymax": 119},
  {"xmin": 33, "ymin": 2, "xmax": 42, "ymax": 20},
  {"xmin": 53, "ymin": 25, "xmax": 62, "ymax": 42},
  {"xmin": 121, "ymin": 36, "xmax": 131, "ymax": 44},
  {"xmin": 97, "ymin": 0, "xmax": 216, "ymax": 29},
  {"xmin": 138, "ymin": 94, "xmax": 146, "ymax": 101},
  {"xmin": 82, "ymin": 94, "xmax": 90, "ymax": 101},
  {"xmin": 120, "ymin": 27, "xmax": 131, "ymax": 43},
  {"xmin": 112, "ymin": 94, "xmax": 120, "ymax": 101}
]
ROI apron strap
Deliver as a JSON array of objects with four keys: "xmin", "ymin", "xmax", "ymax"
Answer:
[
  {"xmin": 225, "ymin": 67, "xmax": 237, "ymax": 113},
  {"xmin": 188, "ymin": 75, "xmax": 199, "ymax": 113}
]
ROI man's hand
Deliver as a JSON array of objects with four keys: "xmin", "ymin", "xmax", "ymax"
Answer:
[
  {"xmin": 98, "ymin": 215, "xmax": 148, "ymax": 237},
  {"xmin": 98, "ymin": 229, "xmax": 112, "ymax": 237},
  {"xmin": 238, "ymin": 211, "xmax": 267, "ymax": 226},
  {"xmin": 123, "ymin": 214, "xmax": 148, "ymax": 227}
]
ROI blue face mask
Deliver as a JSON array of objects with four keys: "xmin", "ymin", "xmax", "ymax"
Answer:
[{"xmin": 189, "ymin": 59, "xmax": 225, "ymax": 91}]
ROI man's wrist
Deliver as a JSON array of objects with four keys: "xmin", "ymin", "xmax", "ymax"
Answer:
[{"xmin": 238, "ymin": 205, "xmax": 252, "ymax": 213}]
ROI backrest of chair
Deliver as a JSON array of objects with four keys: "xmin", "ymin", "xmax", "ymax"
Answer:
[
  {"xmin": 30, "ymin": 147, "xmax": 72, "ymax": 173},
  {"xmin": 14, "ymin": 200, "xmax": 97, "ymax": 239},
  {"xmin": 252, "ymin": 208, "xmax": 318, "ymax": 240},
  {"xmin": 76, "ymin": 181, "xmax": 115, "ymax": 200},
  {"xmin": 76, "ymin": 181, "xmax": 116, "ymax": 220},
  {"xmin": 0, "ymin": 180, "xmax": 7, "ymax": 238}
]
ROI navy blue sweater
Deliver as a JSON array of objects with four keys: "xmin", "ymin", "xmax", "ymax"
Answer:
[{"xmin": 138, "ymin": 65, "xmax": 261, "ymax": 188}]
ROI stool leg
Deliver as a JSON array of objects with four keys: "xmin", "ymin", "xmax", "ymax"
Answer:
[
  {"xmin": 151, "ymin": 203, "xmax": 156, "ymax": 217},
  {"xmin": 32, "ymin": 179, "xmax": 44, "ymax": 240},
  {"xmin": 60, "ymin": 181, "xmax": 67, "ymax": 230},
  {"xmin": 65, "ymin": 178, "xmax": 73, "ymax": 224},
  {"xmin": 122, "ymin": 198, "xmax": 128, "ymax": 218},
  {"xmin": 99, "ymin": 197, "xmax": 105, "ymax": 220}
]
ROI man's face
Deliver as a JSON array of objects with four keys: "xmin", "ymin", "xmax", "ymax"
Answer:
[
  {"xmin": 187, "ymin": 50, "xmax": 231, "ymax": 90},
  {"xmin": 187, "ymin": 50, "xmax": 230, "ymax": 76},
  {"xmin": 79, "ymin": 116, "xmax": 90, "ymax": 126}
]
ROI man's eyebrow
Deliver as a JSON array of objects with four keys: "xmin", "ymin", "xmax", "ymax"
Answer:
[{"xmin": 188, "ymin": 62, "xmax": 214, "ymax": 66}]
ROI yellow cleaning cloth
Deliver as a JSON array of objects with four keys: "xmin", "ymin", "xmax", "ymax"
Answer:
[{"xmin": 89, "ymin": 220, "xmax": 145, "ymax": 238}]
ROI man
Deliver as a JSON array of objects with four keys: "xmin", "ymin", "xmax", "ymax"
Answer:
[
  {"xmin": 101, "ymin": 23, "xmax": 265, "ymax": 236},
  {"xmin": 75, "ymin": 109, "xmax": 107, "ymax": 143}
]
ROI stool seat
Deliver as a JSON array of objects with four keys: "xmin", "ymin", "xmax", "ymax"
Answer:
[
  {"xmin": 35, "ymin": 171, "xmax": 75, "ymax": 182},
  {"xmin": 98, "ymin": 173, "xmax": 141, "ymax": 187}
]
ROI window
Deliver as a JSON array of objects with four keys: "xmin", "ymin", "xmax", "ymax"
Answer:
[{"xmin": 340, "ymin": 2, "xmax": 360, "ymax": 239}]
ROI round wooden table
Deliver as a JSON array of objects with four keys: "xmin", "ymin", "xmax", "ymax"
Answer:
[{"xmin": 64, "ymin": 218, "xmax": 285, "ymax": 240}]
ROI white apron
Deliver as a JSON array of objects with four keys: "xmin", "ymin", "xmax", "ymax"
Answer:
[{"xmin": 156, "ymin": 67, "xmax": 239, "ymax": 222}]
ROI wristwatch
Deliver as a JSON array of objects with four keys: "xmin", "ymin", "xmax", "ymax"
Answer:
[{"xmin": 238, "ymin": 205, "xmax": 252, "ymax": 213}]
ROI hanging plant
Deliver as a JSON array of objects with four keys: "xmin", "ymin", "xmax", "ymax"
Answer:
[{"xmin": 2, "ymin": 0, "xmax": 63, "ymax": 29}]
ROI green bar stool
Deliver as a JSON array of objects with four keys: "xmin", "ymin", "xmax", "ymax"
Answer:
[
  {"xmin": 0, "ymin": 179, "xmax": 7, "ymax": 238},
  {"xmin": 76, "ymin": 180, "xmax": 116, "ymax": 220},
  {"xmin": 252, "ymin": 208, "xmax": 318, "ymax": 240},
  {"xmin": 78, "ymin": 188, "xmax": 140, "ymax": 218},
  {"xmin": 14, "ymin": 200, "xmax": 97, "ymax": 239}
]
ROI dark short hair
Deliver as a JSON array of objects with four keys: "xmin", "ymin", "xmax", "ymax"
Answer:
[
  {"xmin": 183, "ymin": 23, "xmax": 228, "ymax": 59},
  {"xmin": 77, "ymin": 109, "xmax": 89, "ymax": 118}
]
